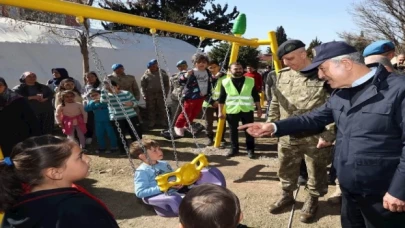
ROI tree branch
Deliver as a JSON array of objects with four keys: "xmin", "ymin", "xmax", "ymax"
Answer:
[{"xmin": 89, "ymin": 30, "xmax": 116, "ymax": 39}]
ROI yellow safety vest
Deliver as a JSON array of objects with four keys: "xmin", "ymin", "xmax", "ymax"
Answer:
[
  {"xmin": 223, "ymin": 77, "xmax": 255, "ymax": 114},
  {"xmin": 202, "ymin": 75, "xmax": 226, "ymax": 108}
]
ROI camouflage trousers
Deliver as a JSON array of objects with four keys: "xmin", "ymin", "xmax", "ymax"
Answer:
[{"xmin": 278, "ymin": 143, "xmax": 333, "ymax": 197}]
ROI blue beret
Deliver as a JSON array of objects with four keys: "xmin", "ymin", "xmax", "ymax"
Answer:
[
  {"xmin": 147, "ymin": 59, "xmax": 158, "ymax": 68},
  {"xmin": 112, "ymin": 63, "xmax": 123, "ymax": 71},
  {"xmin": 363, "ymin": 40, "xmax": 395, "ymax": 57},
  {"xmin": 176, "ymin": 60, "xmax": 187, "ymax": 67}
]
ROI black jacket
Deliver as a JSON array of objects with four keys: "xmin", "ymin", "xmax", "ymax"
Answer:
[
  {"xmin": 2, "ymin": 187, "xmax": 119, "ymax": 228},
  {"xmin": 275, "ymin": 65, "xmax": 405, "ymax": 200},
  {"xmin": 179, "ymin": 69, "xmax": 213, "ymax": 104},
  {"xmin": 0, "ymin": 97, "xmax": 40, "ymax": 157}
]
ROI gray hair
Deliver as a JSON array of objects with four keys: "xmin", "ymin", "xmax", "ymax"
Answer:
[
  {"xmin": 365, "ymin": 55, "xmax": 394, "ymax": 71},
  {"xmin": 331, "ymin": 52, "xmax": 365, "ymax": 65}
]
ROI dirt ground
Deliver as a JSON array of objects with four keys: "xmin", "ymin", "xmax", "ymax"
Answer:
[{"xmin": 79, "ymin": 117, "xmax": 341, "ymax": 228}]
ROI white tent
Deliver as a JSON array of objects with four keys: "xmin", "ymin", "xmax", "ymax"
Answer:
[{"xmin": 0, "ymin": 18, "xmax": 198, "ymax": 105}]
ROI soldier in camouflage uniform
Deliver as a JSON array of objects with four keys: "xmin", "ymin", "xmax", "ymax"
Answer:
[
  {"xmin": 108, "ymin": 63, "xmax": 142, "ymax": 122},
  {"xmin": 169, "ymin": 60, "xmax": 188, "ymax": 125},
  {"xmin": 267, "ymin": 40, "xmax": 335, "ymax": 223},
  {"xmin": 140, "ymin": 59, "xmax": 170, "ymax": 128}
]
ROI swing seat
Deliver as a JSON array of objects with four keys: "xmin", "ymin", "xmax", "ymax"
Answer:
[{"xmin": 143, "ymin": 167, "xmax": 226, "ymax": 217}]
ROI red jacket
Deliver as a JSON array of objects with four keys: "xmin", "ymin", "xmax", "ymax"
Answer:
[{"xmin": 244, "ymin": 72, "xmax": 263, "ymax": 92}]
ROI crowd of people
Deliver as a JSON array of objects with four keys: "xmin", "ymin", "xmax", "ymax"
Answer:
[{"xmin": 1, "ymin": 38, "xmax": 405, "ymax": 228}]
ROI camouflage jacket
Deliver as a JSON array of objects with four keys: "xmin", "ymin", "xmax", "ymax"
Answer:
[
  {"xmin": 267, "ymin": 67, "xmax": 335, "ymax": 145},
  {"xmin": 140, "ymin": 69, "xmax": 169, "ymax": 96},
  {"xmin": 107, "ymin": 72, "xmax": 141, "ymax": 101},
  {"xmin": 170, "ymin": 71, "xmax": 184, "ymax": 101}
]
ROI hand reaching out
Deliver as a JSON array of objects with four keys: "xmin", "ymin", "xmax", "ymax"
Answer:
[{"xmin": 238, "ymin": 122, "xmax": 275, "ymax": 138}]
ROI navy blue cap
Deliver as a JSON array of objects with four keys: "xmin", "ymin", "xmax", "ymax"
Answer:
[
  {"xmin": 147, "ymin": 59, "xmax": 158, "ymax": 68},
  {"xmin": 112, "ymin": 63, "xmax": 123, "ymax": 71},
  {"xmin": 176, "ymin": 60, "xmax": 187, "ymax": 67},
  {"xmin": 363, "ymin": 40, "xmax": 395, "ymax": 57},
  {"xmin": 301, "ymin": 41, "xmax": 358, "ymax": 73}
]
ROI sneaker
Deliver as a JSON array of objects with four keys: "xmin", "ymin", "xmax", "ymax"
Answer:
[
  {"xmin": 247, "ymin": 150, "xmax": 255, "ymax": 159},
  {"xmin": 174, "ymin": 127, "xmax": 185, "ymax": 136},
  {"xmin": 184, "ymin": 126, "xmax": 198, "ymax": 134},
  {"xmin": 85, "ymin": 138, "xmax": 92, "ymax": 145}
]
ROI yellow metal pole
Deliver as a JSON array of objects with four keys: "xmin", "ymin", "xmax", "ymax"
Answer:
[
  {"xmin": 259, "ymin": 92, "xmax": 265, "ymax": 107},
  {"xmin": 213, "ymin": 36, "xmax": 241, "ymax": 148},
  {"xmin": 268, "ymin": 31, "xmax": 282, "ymax": 73},
  {"xmin": 0, "ymin": 0, "xmax": 259, "ymax": 47}
]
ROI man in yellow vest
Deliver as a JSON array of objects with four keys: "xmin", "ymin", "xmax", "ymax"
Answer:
[
  {"xmin": 203, "ymin": 60, "xmax": 228, "ymax": 146},
  {"xmin": 218, "ymin": 62, "xmax": 262, "ymax": 158}
]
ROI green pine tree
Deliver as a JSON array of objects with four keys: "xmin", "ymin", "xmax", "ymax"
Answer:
[
  {"xmin": 306, "ymin": 37, "xmax": 322, "ymax": 59},
  {"xmin": 209, "ymin": 42, "xmax": 261, "ymax": 69},
  {"xmin": 100, "ymin": 0, "xmax": 239, "ymax": 48}
]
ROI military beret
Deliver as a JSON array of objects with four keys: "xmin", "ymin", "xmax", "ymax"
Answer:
[
  {"xmin": 176, "ymin": 60, "xmax": 187, "ymax": 67},
  {"xmin": 363, "ymin": 40, "xmax": 395, "ymax": 57},
  {"xmin": 147, "ymin": 59, "xmax": 158, "ymax": 68},
  {"xmin": 277, "ymin": 40, "xmax": 306, "ymax": 59},
  {"xmin": 111, "ymin": 63, "xmax": 123, "ymax": 71}
]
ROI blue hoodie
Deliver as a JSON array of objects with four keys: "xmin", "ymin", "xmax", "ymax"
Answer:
[{"xmin": 134, "ymin": 161, "xmax": 175, "ymax": 198}]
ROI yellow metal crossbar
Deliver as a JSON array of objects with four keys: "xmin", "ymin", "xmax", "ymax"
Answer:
[
  {"xmin": 0, "ymin": 0, "xmax": 260, "ymax": 47},
  {"xmin": 0, "ymin": 0, "xmax": 282, "ymax": 148}
]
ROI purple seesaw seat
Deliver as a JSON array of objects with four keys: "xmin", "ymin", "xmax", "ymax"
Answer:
[{"xmin": 142, "ymin": 167, "xmax": 226, "ymax": 217}]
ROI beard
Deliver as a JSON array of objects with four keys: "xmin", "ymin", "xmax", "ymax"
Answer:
[{"xmin": 232, "ymin": 72, "xmax": 244, "ymax": 77}]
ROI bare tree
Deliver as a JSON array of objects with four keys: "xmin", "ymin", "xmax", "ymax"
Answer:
[
  {"xmin": 338, "ymin": 31, "xmax": 373, "ymax": 52},
  {"xmin": 341, "ymin": 0, "xmax": 405, "ymax": 52},
  {"xmin": 7, "ymin": 0, "xmax": 123, "ymax": 80}
]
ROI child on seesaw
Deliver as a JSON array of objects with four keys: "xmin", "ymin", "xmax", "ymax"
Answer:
[
  {"xmin": 130, "ymin": 139, "xmax": 189, "ymax": 198},
  {"xmin": 0, "ymin": 135, "xmax": 119, "ymax": 228},
  {"xmin": 179, "ymin": 184, "xmax": 249, "ymax": 228}
]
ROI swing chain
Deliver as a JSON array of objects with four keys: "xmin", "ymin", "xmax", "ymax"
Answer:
[
  {"xmin": 198, "ymin": 41, "xmax": 232, "ymax": 125},
  {"xmin": 85, "ymin": 29, "xmax": 154, "ymax": 174},
  {"xmin": 152, "ymin": 34, "xmax": 203, "ymax": 150},
  {"xmin": 150, "ymin": 33, "xmax": 180, "ymax": 167}
]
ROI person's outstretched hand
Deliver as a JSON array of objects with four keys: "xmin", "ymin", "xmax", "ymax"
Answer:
[{"xmin": 238, "ymin": 122, "xmax": 275, "ymax": 138}]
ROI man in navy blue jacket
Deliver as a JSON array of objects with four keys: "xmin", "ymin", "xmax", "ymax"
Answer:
[{"xmin": 240, "ymin": 41, "xmax": 405, "ymax": 228}]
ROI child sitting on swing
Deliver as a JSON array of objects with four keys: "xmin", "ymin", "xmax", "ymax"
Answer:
[
  {"xmin": 179, "ymin": 184, "xmax": 248, "ymax": 228},
  {"xmin": 130, "ymin": 139, "xmax": 189, "ymax": 198}
]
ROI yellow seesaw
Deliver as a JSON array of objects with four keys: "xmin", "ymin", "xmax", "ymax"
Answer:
[{"xmin": 155, "ymin": 154, "xmax": 208, "ymax": 193}]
